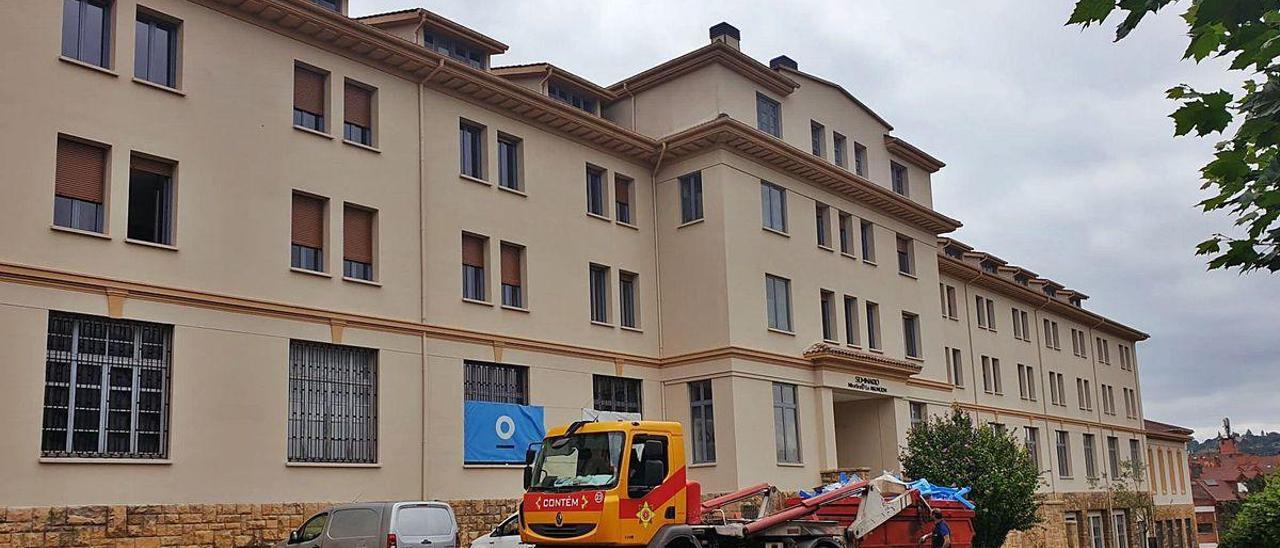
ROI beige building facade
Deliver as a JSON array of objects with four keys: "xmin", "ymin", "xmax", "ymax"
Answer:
[{"xmin": 0, "ymin": 1, "xmax": 1193, "ymax": 546}]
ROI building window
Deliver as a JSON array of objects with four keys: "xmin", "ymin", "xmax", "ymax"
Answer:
[
  {"xmin": 464, "ymin": 361, "xmax": 527, "ymax": 404},
  {"xmin": 838, "ymin": 212, "xmax": 853, "ymax": 255},
  {"xmin": 946, "ymin": 347, "xmax": 964, "ymax": 387},
  {"xmin": 459, "ymin": 121, "xmax": 485, "ymax": 179},
  {"xmin": 773, "ymin": 382, "xmax": 800, "ymax": 463},
  {"xmin": 62, "ymin": 0, "xmax": 112, "ymax": 68},
  {"xmin": 461, "ymin": 233, "xmax": 487, "ymax": 301},
  {"xmin": 981, "ymin": 356, "xmax": 1002, "ymax": 394},
  {"xmin": 1056, "ymin": 430, "xmax": 1072, "ymax": 478},
  {"xmin": 291, "ymin": 192, "xmax": 326, "ymax": 272},
  {"xmin": 810, "ymin": 120, "xmax": 825, "ymax": 157},
  {"xmin": 866, "ymin": 301, "xmax": 882, "ymax": 350},
  {"xmin": 615, "ymin": 175, "xmax": 634, "ymax": 224},
  {"xmin": 497, "ymin": 134, "xmax": 521, "ymax": 190},
  {"xmin": 312, "ymin": 0, "xmax": 341, "ymax": 11},
  {"xmin": 1129, "ymin": 439, "xmax": 1142, "ymax": 467},
  {"xmin": 1071, "ymin": 328, "xmax": 1089, "ymax": 358},
  {"xmin": 756, "ymin": 93, "xmax": 781, "ymax": 137},
  {"xmin": 689, "ymin": 380, "xmax": 715, "ymax": 463},
  {"xmin": 586, "ymin": 165, "xmax": 607, "ymax": 217},
  {"xmin": 423, "ymin": 30, "xmax": 485, "ymax": 69},
  {"xmin": 853, "ymin": 142, "xmax": 868, "ymax": 177},
  {"xmin": 343, "ymin": 81, "xmax": 374, "ymax": 146},
  {"xmin": 134, "ymin": 9, "xmax": 178, "ymax": 88},
  {"xmin": 1108, "ymin": 436, "xmax": 1121, "ymax": 479},
  {"xmin": 909, "ymin": 402, "xmax": 926, "ymax": 427},
  {"xmin": 761, "ymin": 181, "xmax": 787, "ymax": 232},
  {"xmin": 342, "ymin": 204, "xmax": 375, "ymax": 281},
  {"xmin": 41, "ymin": 312, "xmax": 171, "ymax": 458},
  {"xmin": 54, "ymin": 136, "xmax": 107, "ymax": 233},
  {"xmin": 1088, "ymin": 513, "xmax": 1105, "ymax": 548},
  {"xmin": 843, "ymin": 296, "xmax": 860, "ymax": 347},
  {"xmin": 1044, "ymin": 320, "xmax": 1061, "ymax": 350},
  {"xmin": 1025, "ymin": 427, "xmax": 1041, "ymax": 469},
  {"xmin": 127, "ymin": 156, "xmax": 175, "ymax": 245},
  {"xmin": 1018, "ymin": 364, "xmax": 1037, "ymax": 401},
  {"xmin": 1112, "ymin": 511, "xmax": 1129, "ymax": 548},
  {"xmin": 293, "ymin": 64, "xmax": 327, "ymax": 131},
  {"xmin": 1077, "ymin": 378, "xmax": 1093, "ymax": 410},
  {"xmin": 902, "ymin": 312, "xmax": 921, "ymax": 358},
  {"xmin": 589, "ymin": 263, "xmax": 610, "ymax": 323},
  {"xmin": 765, "ymin": 274, "xmax": 792, "ymax": 332},
  {"xmin": 549, "ymin": 83, "xmax": 597, "ymax": 113},
  {"xmin": 500, "ymin": 242, "xmax": 524, "ymax": 308},
  {"xmin": 593, "ymin": 375, "xmax": 641, "ymax": 414},
  {"xmin": 1052, "ymin": 372, "xmax": 1067, "ymax": 406},
  {"xmin": 833, "ymin": 132, "xmax": 847, "ymax": 168},
  {"xmin": 891, "ymin": 161, "xmax": 909, "ymax": 196},
  {"xmin": 896, "ymin": 235, "xmax": 915, "ymax": 275},
  {"xmin": 619, "ymin": 271, "xmax": 639, "ymax": 328},
  {"xmin": 860, "ymin": 219, "xmax": 876, "ymax": 262},
  {"xmin": 975, "ymin": 295, "xmax": 997, "ymax": 330},
  {"xmin": 820, "ymin": 290, "xmax": 836, "ymax": 342},
  {"xmin": 1084, "ymin": 434, "xmax": 1098, "ymax": 478},
  {"xmin": 1011, "ymin": 308, "xmax": 1030, "ymax": 341},
  {"xmin": 679, "ymin": 172, "xmax": 703, "ymax": 223},
  {"xmin": 815, "ymin": 203, "xmax": 830, "ymax": 248},
  {"xmin": 941, "ymin": 284, "xmax": 958, "ymax": 319},
  {"xmin": 288, "ymin": 340, "xmax": 377, "ymax": 463}
]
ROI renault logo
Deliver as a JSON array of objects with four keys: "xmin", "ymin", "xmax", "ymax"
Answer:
[{"xmin": 555, "ymin": 512, "xmax": 564, "ymax": 527}]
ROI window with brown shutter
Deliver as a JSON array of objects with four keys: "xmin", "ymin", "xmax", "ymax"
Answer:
[
  {"xmin": 614, "ymin": 175, "xmax": 633, "ymax": 224},
  {"xmin": 343, "ymin": 204, "xmax": 374, "ymax": 281},
  {"xmin": 500, "ymin": 243, "xmax": 524, "ymax": 308},
  {"xmin": 343, "ymin": 81, "xmax": 374, "ymax": 146},
  {"xmin": 54, "ymin": 136, "xmax": 107, "ymax": 233},
  {"xmin": 291, "ymin": 193, "xmax": 325, "ymax": 271},
  {"xmin": 462, "ymin": 233, "xmax": 487, "ymax": 301},
  {"xmin": 294, "ymin": 65, "xmax": 327, "ymax": 131}
]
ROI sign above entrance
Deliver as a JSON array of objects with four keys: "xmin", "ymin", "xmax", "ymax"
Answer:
[{"xmin": 848, "ymin": 375, "xmax": 889, "ymax": 394}]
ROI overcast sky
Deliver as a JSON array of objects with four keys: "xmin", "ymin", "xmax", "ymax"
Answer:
[{"xmin": 352, "ymin": 0, "xmax": 1278, "ymax": 439}]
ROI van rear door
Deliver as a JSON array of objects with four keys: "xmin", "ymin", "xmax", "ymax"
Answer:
[
  {"xmin": 324, "ymin": 506, "xmax": 383, "ymax": 548},
  {"xmin": 392, "ymin": 503, "xmax": 457, "ymax": 548}
]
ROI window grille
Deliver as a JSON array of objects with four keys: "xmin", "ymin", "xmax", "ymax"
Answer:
[
  {"xmin": 288, "ymin": 341, "xmax": 377, "ymax": 463},
  {"xmin": 593, "ymin": 375, "xmax": 641, "ymax": 414},
  {"xmin": 464, "ymin": 361, "xmax": 527, "ymax": 404}
]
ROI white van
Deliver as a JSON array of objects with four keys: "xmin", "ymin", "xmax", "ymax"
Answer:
[{"xmin": 278, "ymin": 501, "xmax": 459, "ymax": 548}]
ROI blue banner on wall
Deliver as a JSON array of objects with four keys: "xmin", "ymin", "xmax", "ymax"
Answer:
[{"xmin": 464, "ymin": 401, "xmax": 546, "ymax": 464}]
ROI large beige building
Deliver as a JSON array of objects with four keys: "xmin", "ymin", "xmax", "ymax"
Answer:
[{"xmin": 0, "ymin": 0, "xmax": 1195, "ymax": 546}]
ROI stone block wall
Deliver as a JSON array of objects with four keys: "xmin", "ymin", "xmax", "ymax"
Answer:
[{"xmin": 446, "ymin": 498, "xmax": 519, "ymax": 544}]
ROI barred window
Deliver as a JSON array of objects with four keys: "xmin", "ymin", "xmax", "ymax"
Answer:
[
  {"xmin": 288, "ymin": 341, "xmax": 377, "ymax": 464},
  {"xmin": 42, "ymin": 312, "xmax": 172, "ymax": 459},
  {"xmin": 464, "ymin": 361, "xmax": 527, "ymax": 404},
  {"xmin": 593, "ymin": 374, "xmax": 641, "ymax": 414}
]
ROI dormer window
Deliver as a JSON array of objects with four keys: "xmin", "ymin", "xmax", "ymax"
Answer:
[
  {"xmin": 1015, "ymin": 274, "xmax": 1030, "ymax": 286},
  {"xmin": 424, "ymin": 30, "xmax": 485, "ymax": 69},
  {"xmin": 944, "ymin": 246, "xmax": 965, "ymax": 260},
  {"xmin": 1070, "ymin": 297, "xmax": 1082, "ymax": 307},
  {"xmin": 1044, "ymin": 286, "xmax": 1057, "ymax": 297},
  {"xmin": 549, "ymin": 84, "xmax": 597, "ymax": 114},
  {"xmin": 982, "ymin": 261, "xmax": 998, "ymax": 274},
  {"xmin": 312, "ymin": 0, "xmax": 340, "ymax": 11}
]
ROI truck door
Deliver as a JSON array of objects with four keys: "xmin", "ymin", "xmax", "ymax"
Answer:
[{"xmin": 624, "ymin": 434, "xmax": 682, "ymax": 532}]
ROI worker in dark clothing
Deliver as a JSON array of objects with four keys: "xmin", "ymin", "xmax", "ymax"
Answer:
[{"xmin": 919, "ymin": 509, "xmax": 951, "ymax": 548}]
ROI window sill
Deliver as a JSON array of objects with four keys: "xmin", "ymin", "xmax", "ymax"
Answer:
[
  {"xmin": 767, "ymin": 327, "xmax": 796, "ymax": 336},
  {"xmin": 817, "ymin": 245, "xmax": 834, "ymax": 252},
  {"xmin": 342, "ymin": 139, "xmax": 381, "ymax": 153},
  {"xmin": 620, "ymin": 325, "xmax": 643, "ymax": 333},
  {"xmin": 343, "ymin": 276, "xmax": 381, "ymax": 287},
  {"xmin": 286, "ymin": 462, "xmax": 381, "ymax": 469},
  {"xmin": 463, "ymin": 463, "xmax": 525, "ymax": 469},
  {"xmin": 293, "ymin": 124, "xmax": 333, "ymax": 140},
  {"xmin": 846, "ymin": 343, "xmax": 863, "ymax": 350},
  {"xmin": 840, "ymin": 252, "xmax": 857, "ymax": 260},
  {"xmin": 132, "ymin": 77, "xmax": 185, "ymax": 96},
  {"xmin": 58, "ymin": 55, "xmax": 118, "ymax": 77},
  {"xmin": 616, "ymin": 221, "xmax": 640, "ymax": 231},
  {"xmin": 777, "ymin": 462, "xmax": 805, "ymax": 468},
  {"xmin": 463, "ymin": 297, "xmax": 494, "ymax": 307},
  {"xmin": 40, "ymin": 457, "xmax": 171, "ymax": 465},
  {"xmin": 586, "ymin": 212, "xmax": 612, "ymax": 223},
  {"xmin": 863, "ymin": 259, "xmax": 878, "ymax": 267},
  {"xmin": 51, "ymin": 225, "xmax": 110, "ymax": 240},
  {"xmin": 501, "ymin": 304, "xmax": 530, "ymax": 313},
  {"xmin": 497, "ymin": 184, "xmax": 527, "ymax": 197},
  {"xmin": 762, "ymin": 226, "xmax": 790, "ymax": 238},
  {"xmin": 460, "ymin": 172, "xmax": 488, "ymax": 185},
  {"xmin": 590, "ymin": 320, "xmax": 614, "ymax": 328},
  {"xmin": 677, "ymin": 218, "xmax": 705, "ymax": 229},
  {"xmin": 822, "ymin": 338, "xmax": 839, "ymax": 344},
  {"xmin": 948, "ymin": 315, "xmax": 959, "ymax": 321},
  {"xmin": 290, "ymin": 267, "xmax": 332, "ymax": 278},
  {"xmin": 688, "ymin": 462, "xmax": 717, "ymax": 469},
  {"xmin": 898, "ymin": 271, "xmax": 918, "ymax": 280},
  {"xmin": 867, "ymin": 347, "xmax": 884, "ymax": 354},
  {"xmin": 125, "ymin": 238, "xmax": 178, "ymax": 251},
  {"xmin": 905, "ymin": 355, "xmax": 925, "ymax": 363}
]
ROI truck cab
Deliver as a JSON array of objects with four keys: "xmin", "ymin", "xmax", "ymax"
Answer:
[{"xmin": 519, "ymin": 420, "xmax": 694, "ymax": 546}]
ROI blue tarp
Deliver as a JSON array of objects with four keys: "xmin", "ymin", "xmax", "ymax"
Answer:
[
  {"xmin": 799, "ymin": 472, "xmax": 975, "ymax": 509},
  {"xmin": 463, "ymin": 401, "xmax": 545, "ymax": 464}
]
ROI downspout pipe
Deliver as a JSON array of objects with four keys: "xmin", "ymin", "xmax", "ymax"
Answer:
[
  {"xmin": 416, "ymin": 55, "xmax": 443, "ymax": 502},
  {"xmin": 650, "ymin": 142, "xmax": 668, "ymax": 358}
]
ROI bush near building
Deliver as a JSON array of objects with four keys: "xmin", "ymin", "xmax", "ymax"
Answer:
[{"xmin": 1219, "ymin": 473, "xmax": 1280, "ymax": 548}]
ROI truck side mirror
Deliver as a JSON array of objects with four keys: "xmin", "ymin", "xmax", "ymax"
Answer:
[
  {"xmin": 288, "ymin": 530, "xmax": 300, "ymax": 544},
  {"xmin": 523, "ymin": 465, "xmax": 533, "ymax": 489},
  {"xmin": 525, "ymin": 447, "xmax": 538, "ymax": 465}
]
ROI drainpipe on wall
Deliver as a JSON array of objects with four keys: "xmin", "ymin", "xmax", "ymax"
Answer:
[
  {"xmin": 539, "ymin": 66, "xmax": 555, "ymax": 94},
  {"xmin": 416, "ymin": 57, "xmax": 444, "ymax": 502},
  {"xmin": 411, "ymin": 11, "xmax": 428, "ymax": 47},
  {"xmin": 1031, "ymin": 294, "xmax": 1056, "ymax": 492},
  {"xmin": 650, "ymin": 142, "xmax": 668, "ymax": 359},
  {"xmin": 619, "ymin": 82, "xmax": 637, "ymax": 131}
]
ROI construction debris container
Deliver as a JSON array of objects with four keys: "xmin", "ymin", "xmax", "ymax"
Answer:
[{"xmin": 783, "ymin": 496, "xmax": 975, "ymax": 548}]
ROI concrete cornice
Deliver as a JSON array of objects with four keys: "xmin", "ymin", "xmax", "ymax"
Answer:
[
  {"xmin": 884, "ymin": 135, "xmax": 946, "ymax": 173},
  {"xmin": 937, "ymin": 254, "xmax": 1148, "ymax": 341},
  {"xmin": 661, "ymin": 115, "xmax": 963, "ymax": 235},
  {"xmin": 802, "ymin": 342, "xmax": 923, "ymax": 379},
  {"xmin": 607, "ymin": 41, "xmax": 799, "ymax": 97}
]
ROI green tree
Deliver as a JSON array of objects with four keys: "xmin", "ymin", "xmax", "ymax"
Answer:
[
  {"xmin": 1088, "ymin": 459, "xmax": 1156, "ymax": 542},
  {"xmin": 1068, "ymin": 0, "xmax": 1280, "ymax": 273},
  {"xmin": 1220, "ymin": 474, "xmax": 1280, "ymax": 547},
  {"xmin": 901, "ymin": 407, "xmax": 1042, "ymax": 548}
]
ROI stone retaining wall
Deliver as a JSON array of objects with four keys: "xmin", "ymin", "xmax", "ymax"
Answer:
[{"xmin": 0, "ymin": 502, "xmax": 331, "ymax": 547}]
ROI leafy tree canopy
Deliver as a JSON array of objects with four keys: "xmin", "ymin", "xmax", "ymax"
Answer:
[
  {"xmin": 901, "ymin": 407, "xmax": 1042, "ymax": 548},
  {"xmin": 1069, "ymin": 0, "xmax": 1280, "ymax": 272},
  {"xmin": 1220, "ymin": 474, "xmax": 1280, "ymax": 547}
]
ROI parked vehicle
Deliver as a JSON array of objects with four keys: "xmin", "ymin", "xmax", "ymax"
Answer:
[
  {"xmin": 278, "ymin": 501, "xmax": 459, "ymax": 548},
  {"xmin": 470, "ymin": 513, "xmax": 533, "ymax": 548}
]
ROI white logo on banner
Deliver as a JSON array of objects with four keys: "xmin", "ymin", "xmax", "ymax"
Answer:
[{"xmin": 495, "ymin": 415, "xmax": 516, "ymax": 440}]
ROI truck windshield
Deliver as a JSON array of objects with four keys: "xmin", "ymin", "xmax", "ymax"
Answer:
[{"xmin": 529, "ymin": 431, "xmax": 625, "ymax": 491}]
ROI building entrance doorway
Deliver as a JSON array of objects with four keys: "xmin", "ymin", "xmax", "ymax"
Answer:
[{"xmin": 831, "ymin": 389, "xmax": 900, "ymax": 476}]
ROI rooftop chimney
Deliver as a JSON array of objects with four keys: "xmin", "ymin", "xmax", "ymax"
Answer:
[
  {"xmin": 709, "ymin": 22, "xmax": 740, "ymax": 50},
  {"xmin": 769, "ymin": 55, "xmax": 798, "ymax": 71}
]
